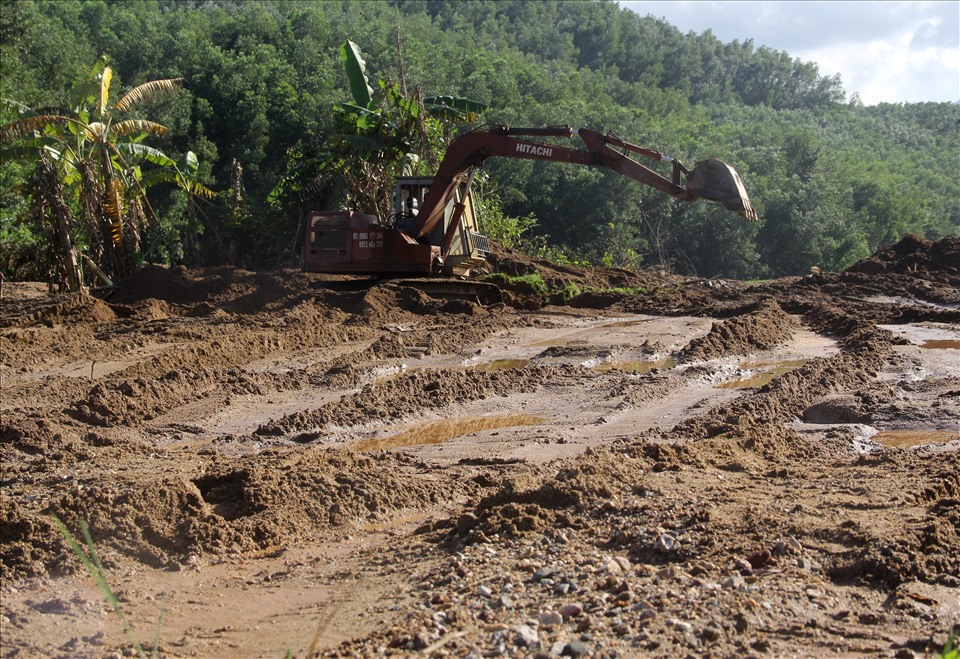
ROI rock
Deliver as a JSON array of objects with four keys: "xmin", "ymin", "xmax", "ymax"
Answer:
[
  {"xmin": 550, "ymin": 640, "xmax": 569, "ymax": 655},
  {"xmin": 601, "ymin": 557, "xmax": 623, "ymax": 574},
  {"xmin": 559, "ymin": 602, "xmax": 584, "ymax": 620},
  {"xmin": 655, "ymin": 533, "xmax": 678, "ymax": 553},
  {"xmin": 858, "ymin": 612, "xmax": 884, "ymax": 625},
  {"xmin": 539, "ymin": 611, "xmax": 563, "ymax": 626},
  {"xmin": 752, "ymin": 639, "xmax": 772, "ymax": 652},
  {"xmin": 513, "ymin": 624, "xmax": 539, "ymax": 648},
  {"xmin": 795, "ymin": 557, "xmax": 821, "ymax": 573},
  {"xmin": 734, "ymin": 558, "xmax": 754, "ymax": 574},
  {"xmin": 476, "ymin": 585, "xmax": 493, "ymax": 597},
  {"xmin": 667, "ymin": 618, "xmax": 693, "ymax": 633},
  {"xmin": 746, "ymin": 549, "xmax": 772, "ymax": 569},
  {"xmin": 723, "ymin": 574, "xmax": 745, "ymax": 590},
  {"xmin": 612, "ymin": 556, "xmax": 631, "ymax": 572},
  {"xmin": 657, "ymin": 565, "xmax": 683, "ymax": 580},
  {"xmin": 533, "ymin": 566, "xmax": 557, "ymax": 581},
  {"xmin": 411, "ymin": 632, "xmax": 430, "ymax": 650},
  {"xmin": 562, "ymin": 640, "xmax": 593, "ymax": 657},
  {"xmin": 775, "ymin": 536, "xmax": 803, "ymax": 555},
  {"xmin": 702, "ymin": 625, "xmax": 723, "ymax": 642},
  {"xmin": 733, "ymin": 613, "xmax": 750, "ymax": 633}
]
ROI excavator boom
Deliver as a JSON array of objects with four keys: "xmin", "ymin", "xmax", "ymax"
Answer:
[{"xmin": 413, "ymin": 126, "xmax": 757, "ymax": 238}]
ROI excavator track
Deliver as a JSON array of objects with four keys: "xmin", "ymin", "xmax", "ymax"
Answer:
[{"xmin": 382, "ymin": 278, "xmax": 503, "ymax": 306}]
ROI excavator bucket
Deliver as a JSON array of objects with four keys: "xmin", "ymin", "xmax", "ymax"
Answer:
[{"xmin": 687, "ymin": 159, "xmax": 758, "ymax": 221}]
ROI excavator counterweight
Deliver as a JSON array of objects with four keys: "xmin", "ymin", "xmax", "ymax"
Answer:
[{"xmin": 302, "ymin": 125, "xmax": 757, "ymax": 279}]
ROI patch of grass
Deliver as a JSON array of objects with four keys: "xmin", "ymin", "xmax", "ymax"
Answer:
[
  {"xmin": 486, "ymin": 272, "xmax": 549, "ymax": 296},
  {"xmin": 549, "ymin": 281, "xmax": 582, "ymax": 303},
  {"xmin": 485, "ymin": 274, "xmax": 653, "ymax": 303},
  {"xmin": 51, "ymin": 515, "xmax": 166, "ymax": 659},
  {"xmin": 600, "ymin": 285, "xmax": 648, "ymax": 296},
  {"xmin": 942, "ymin": 629, "xmax": 958, "ymax": 659}
]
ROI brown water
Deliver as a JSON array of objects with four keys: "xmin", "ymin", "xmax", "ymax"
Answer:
[
  {"xmin": 717, "ymin": 359, "xmax": 808, "ymax": 389},
  {"xmin": 350, "ymin": 414, "xmax": 544, "ymax": 451},
  {"xmin": 921, "ymin": 339, "xmax": 960, "ymax": 350},
  {"xmin": 601, "ymin": 319, "xmax": 653, "ymax": 328},
  {"xmin": 594, "ymin": 358, "xmax": 678, "ymax": 374},
  {"xmin": 473, "ymin": 359, "xmax": 531, "ymax": 371},
  {"xmin": 871, "ymin": 429, "xmax": 959, "ymax": 448}
]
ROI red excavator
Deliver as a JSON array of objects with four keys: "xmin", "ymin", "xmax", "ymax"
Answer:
[{"xmin": 302, "ymin": 125, "xmax": 756, "ymax": 280}]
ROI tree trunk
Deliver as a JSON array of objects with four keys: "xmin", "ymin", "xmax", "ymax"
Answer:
[
  {"xmin": 79, "ymin": 160, "xmax": 107, "ymax": 270},
  {"xmin": 38, "ymin": 153, "xmax": 83, "ymax": 292}
]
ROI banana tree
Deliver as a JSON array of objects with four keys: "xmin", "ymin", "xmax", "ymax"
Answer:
[
  {"xmin": 138, "ymin": 151, "xmax": 216, "ymax": 266},
  {"xmin": 270, "ymin": 38, "xmax": 487, "ymax": 223},
  {"xmin": 1, "ymin": 56, "xmax": 184, "ymax": 285}
]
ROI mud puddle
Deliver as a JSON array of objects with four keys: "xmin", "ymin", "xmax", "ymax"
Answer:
[
  {"xmin": 716, "ymin": 358, "xmax": 809, "ymax": 389},
  {"xmin": 350, "ymin": 414, "xmax": 545, "ymax": 451},
  {"xmin": 880, "ymin": 322, "xmax": 960, "ymax": 349},
  {"xmin": 472, "ymin": 358, "xmax": 532, "ymax": 371},
  {"xmin": 872, "ymin": 428, "xmax": 959, "ymax": 448},
  {"xmin": 921, "ymin": 339, "xmax": 960, "ymax": 350},
  {"xmin": 593, "ymin": 357, "xmax": 678, "ymax": 373},
  {"xmin": 523, "ymin": 314, "xmax": 711, "ymax": 350}
]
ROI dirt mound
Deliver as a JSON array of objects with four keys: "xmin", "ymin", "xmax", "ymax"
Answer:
[
  {"xmin": 487, "ymin": 243, "xmax": 666, "ymax": 297},
  {"xmin": 109, "ymin": 265, "xmax": 327, "ymax": 315},
  {"xmin": 682, "ymin": 300, "xmax": 794, "ymax": 361},
  {"xmin": 66, "ymin": 368, "xmax": 270, "ymax": 427},
  {"xmin": 847, "ymin": 234, "xmax": 960, "ymax": 275},
  {"xmin": 109, "ymin": 264, "xmax": 225, "ymax": 306},
  {"xmin": 2, "ymin": 448, "xmax": 479, "ymax": 580},
  {"xmin": 13, "ymin": 294, "xmax": 118, "ymax": 326},
  {"xmin": 452, "ymin": 448, "xmax": 648, "ymax": 541}
]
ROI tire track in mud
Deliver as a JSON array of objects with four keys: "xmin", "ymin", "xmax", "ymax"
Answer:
[{"xmin": 253, "ymin": 364, "xmax": 596, "ymax": 440}]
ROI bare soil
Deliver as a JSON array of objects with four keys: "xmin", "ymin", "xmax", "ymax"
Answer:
[{"xmin": 1, "ymin": 235, "xmax": 958, "ymax": 658}]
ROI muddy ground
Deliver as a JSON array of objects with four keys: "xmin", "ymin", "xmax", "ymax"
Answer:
[{"xmin": 1, "ymin": 234, "xmax": 958, "ymax": 658}]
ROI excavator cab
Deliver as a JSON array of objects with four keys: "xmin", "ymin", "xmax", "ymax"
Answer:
[
  {"xmin": 394, "ymin": 177, "xmax": 431, "ymax": 232},
  {"xmin": 395, "ymin": 175, "xmax": 491, "ymax": 276}
]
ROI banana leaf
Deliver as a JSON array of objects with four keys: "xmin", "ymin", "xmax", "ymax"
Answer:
[
  {"xmin": 341, "ymin": 40, "xmax": 373, "ymax": 109},
  {"xmin": 424, "ymin": 96, "xmax": 487, "ymax": 121}
]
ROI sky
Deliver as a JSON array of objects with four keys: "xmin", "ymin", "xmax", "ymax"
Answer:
[{"xmin": 618, "ymin": 1, "xmax": 960, "ymax": 105}]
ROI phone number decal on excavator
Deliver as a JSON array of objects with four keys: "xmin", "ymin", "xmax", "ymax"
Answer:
[{"xmin": 354, "ymin": 232, "xmax": 384, "ymax": 250}]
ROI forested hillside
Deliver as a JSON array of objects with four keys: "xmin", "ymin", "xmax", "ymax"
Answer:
[{"xmin": 2, "ymin": 0, "xmax": 957, "ymax": 283}]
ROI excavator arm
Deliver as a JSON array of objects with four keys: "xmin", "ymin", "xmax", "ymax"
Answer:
[{"xmin": 412, "ymin": 125, "xmax": 757, "ymax": 240}]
